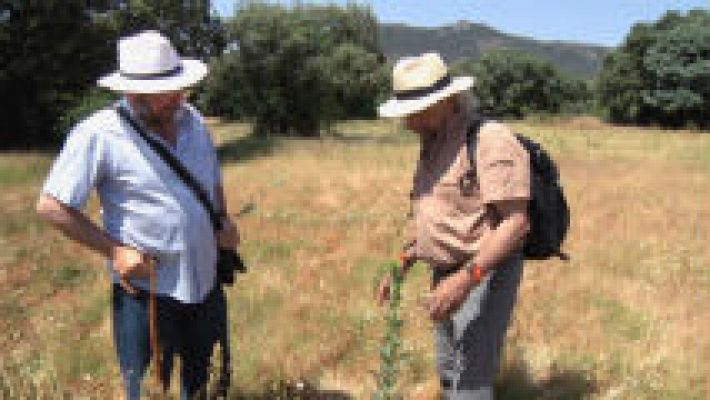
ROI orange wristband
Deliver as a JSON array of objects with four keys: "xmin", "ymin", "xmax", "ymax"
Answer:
[{"xmin": 466, "ymin": 262, "xmax": 485, "ymax": 284}]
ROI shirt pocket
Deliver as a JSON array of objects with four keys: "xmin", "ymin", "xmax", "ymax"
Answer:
[{"xmin": 435, "ymin": 178, "xmax": 481, "ymax": 217}]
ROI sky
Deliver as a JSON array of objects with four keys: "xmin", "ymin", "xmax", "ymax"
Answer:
[{"xmin": 212, "ymin": 0, "xmax": 709, "ymax": 47}]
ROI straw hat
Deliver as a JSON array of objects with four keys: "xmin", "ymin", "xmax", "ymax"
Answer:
[
  {"xmin": 378, "ymin": 52, "xmax": 474, "ymax": 118},
  {"xmin": 98, "ymin": 30, "xmax": 207, "ymax": 93}
]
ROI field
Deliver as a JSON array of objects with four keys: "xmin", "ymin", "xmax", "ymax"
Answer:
[{"xmin": 1, "ymin": 117, "xmax": 708, "ymax": 399}]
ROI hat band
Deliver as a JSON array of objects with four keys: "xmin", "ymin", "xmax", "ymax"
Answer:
[
  {"xmin": 394, "ymin": 74, "xmax": 452, "ymax": 101},
  {"xmin": 120, "ymin": 64, "xmax": 183, "ymax": 80}
]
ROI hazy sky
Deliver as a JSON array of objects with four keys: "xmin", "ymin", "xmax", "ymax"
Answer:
[{"xmin": 212, "ymin": 0, "xmax": 709, "ymax": 47}]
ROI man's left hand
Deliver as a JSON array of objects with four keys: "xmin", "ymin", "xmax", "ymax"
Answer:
[
  {"xmin": 429, "ymin": 269, "xmax": 476, "ymax": 321},
  {"xmin": 217, "ymin": 216, "xmax": 240, "ymax": 249}
]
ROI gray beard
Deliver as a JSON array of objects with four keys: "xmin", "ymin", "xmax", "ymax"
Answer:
[{"xmin": 144, "ymin": 114, "xmax": 175, "ymax": 131}]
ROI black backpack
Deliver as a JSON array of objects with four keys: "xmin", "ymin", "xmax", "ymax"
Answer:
[{"xmin": 465, "ymin": 120, "xmax": 570, "ymax": 260}]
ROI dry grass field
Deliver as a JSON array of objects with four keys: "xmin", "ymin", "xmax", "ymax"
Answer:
[{"xmin": 1, "ymin": 116, "xmax": 708, "ymax": 399}]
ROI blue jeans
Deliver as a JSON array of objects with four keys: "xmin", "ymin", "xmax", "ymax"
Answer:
[
  {"xmin": 433, "ymin": 255, "xmax": 523, "ymax": 399},
  {"xmin": 112, "ymin": 284, "xmax": 230, "ymax": 400}
]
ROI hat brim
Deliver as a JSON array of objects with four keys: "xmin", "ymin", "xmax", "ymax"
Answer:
[
  {"xmin": 97, "ymin": 59, "xmax": 207, "ymax": 93},
  {"xmin": 378, "ymin": 76, "xmax": 475, "ymax": 118}
]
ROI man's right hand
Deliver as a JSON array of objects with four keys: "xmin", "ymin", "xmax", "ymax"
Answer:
[{"xmin": 111, "ymin": 246, "xmax": 154, "ymax": 294}]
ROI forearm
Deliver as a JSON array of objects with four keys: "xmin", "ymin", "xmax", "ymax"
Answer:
[
  {"xmin": 427, "ymin": 213, "xmax": 528, "ymax": 321},
  {"xmin": 36, "ymin": 195, "xmax": 118, "ymax": 258}
]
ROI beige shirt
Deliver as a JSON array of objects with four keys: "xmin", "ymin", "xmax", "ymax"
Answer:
[{"xmin": 409, "ymin": 110, "xmax": 530, "ymax": 268}]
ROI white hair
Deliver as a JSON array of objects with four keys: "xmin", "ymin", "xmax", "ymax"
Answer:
[{"xmin": 453, "ymin": 91, "xmax": 481, "ymax": 121}]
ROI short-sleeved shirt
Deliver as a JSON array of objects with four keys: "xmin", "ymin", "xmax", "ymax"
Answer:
[
  {"xmin": 41, "ymin": 99, "xmax": 222, "ymax": 303},
  {"xmin": 409, "ymin": 109, "xmax": 530, "ymax": 268}
]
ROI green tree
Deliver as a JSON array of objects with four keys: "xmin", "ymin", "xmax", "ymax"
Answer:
[
  {"xmin": 226, "ymin": 1, "xmax": 388, "ymax": 136},
  {"xmin": 0, "ymin": 0, "xmax": 225, "ymax": 149},
  {"xmin": 597, "ymin": 20, "xmax": 658, "ymax": 124},
  {"xmin": 197, "ymin": 52, "xmax": 249, "ymax": 120},
  {"xmin": 453, "ymin": 50, "xmax": 591, "ymax": 118},
  {"xmin": 596, "ymin": 50, "xmax": 645, "ymax": 123},
  {"xmin": 106, "ymin": 0, "xmax": 226, "ymax": 59},
  {"xmin": 597, "ymin": 9, "xmax": 709, "ymax": 128},
  {"xmin": 0, "ymin": 0, "xmax": 114, "ymax": 148},
  {"xmin": 642, "ymin": 15, "xmax": 710, "ymax": 127},
  {"xmin": 320, "ymin": 42, "xmax": 391, "ymax": 120}
]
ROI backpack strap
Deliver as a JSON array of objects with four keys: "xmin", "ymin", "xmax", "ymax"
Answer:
[
  {"xmin": 463, "ymin": 118, "xmax": 504, "ymax": 225},
  {"xmin": 462, "ymin": 118, "xmax": 484, "ymax": 187}
]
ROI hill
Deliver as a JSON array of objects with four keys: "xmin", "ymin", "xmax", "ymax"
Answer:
[{"xmin": 379, "ymin": 21, "xmax": 610, "ymax": 78}]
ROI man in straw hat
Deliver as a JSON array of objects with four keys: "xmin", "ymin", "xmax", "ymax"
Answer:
[
  {"xmin": 36, "ymin": 30, "xmax": 239, "ymax": 399},
  {"xmin": 376, "ymin": 53, "xmax": 531, "ymax": 399}
]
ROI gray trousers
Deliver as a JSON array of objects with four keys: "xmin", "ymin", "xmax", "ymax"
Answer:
[{"xmin": 433, "ymin": 255, "xmax": 523, "ymax": 400}]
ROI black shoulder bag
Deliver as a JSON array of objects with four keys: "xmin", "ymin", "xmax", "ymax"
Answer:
[{"xmin": 116, "ymin": 105, "xmax": 246, "ymax": 285}]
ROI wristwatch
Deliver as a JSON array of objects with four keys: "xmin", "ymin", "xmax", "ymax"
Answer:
[{"xmin": 464, "ymin": 260, "xmax": 486, "ymax": 285}]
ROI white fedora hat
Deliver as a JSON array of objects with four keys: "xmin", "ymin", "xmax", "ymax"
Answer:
[
  {"xmin": 97, "ymin": 30, "xmax": 207, "ymax": 93},
  {"xmin": 378, "ymin": 52, "xmax": 474, "ymax": 118}
]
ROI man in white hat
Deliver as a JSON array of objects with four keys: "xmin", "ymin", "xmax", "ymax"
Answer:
[
  {"xmin": 36, "ymin": 31, "xmax": 238, "ymax": 399},
  {"xmin": 376, "ymin": 53, "xmax": 531, "ymax": 399}
]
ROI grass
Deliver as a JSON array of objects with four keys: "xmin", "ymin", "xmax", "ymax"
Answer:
[
  {"xmin": 0, "ymin": 153, "xmax": 52, "ymax": 187},
  {"xmin": 0, "ymin": 115, "xmax": 708, "ymax": 398}
]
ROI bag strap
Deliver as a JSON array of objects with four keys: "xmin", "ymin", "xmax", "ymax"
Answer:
[
  {"xmin": 115, "ymin": 105, "xmax": 223, "ymax": 231},
  {"xmin": 464, "ymin": 118, "xmax": 485, "ymax": 181},
  {"xmin": 464, "ymin": 118, "xmax": 504, "ymax": 224}
]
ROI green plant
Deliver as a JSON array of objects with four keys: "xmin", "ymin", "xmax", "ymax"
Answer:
[{"xmin": 374, "ymin": 260, "xmax": 405, "ymax": 400}]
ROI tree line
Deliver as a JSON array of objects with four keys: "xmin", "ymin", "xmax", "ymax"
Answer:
[
  {"xmin": 598, "ymin": 9, "xmax": 709, "ymax": 129},
  {"xmin": 0, "ymin": 1, "xmax": 707, "ymax": 148},
  {"xmin": 0, "ymin": 0, "xmax": 224, "ymax": 148}
]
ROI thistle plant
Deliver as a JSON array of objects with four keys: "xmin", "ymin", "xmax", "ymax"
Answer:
[{"xmin": 374, "ymin": 260, "xmax": 405, "ymax": 400}]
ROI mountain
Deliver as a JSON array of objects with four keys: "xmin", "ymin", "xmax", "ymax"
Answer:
[{"xmin": 378, "ymin": 21, "xmax": 611, "ymax": 78}]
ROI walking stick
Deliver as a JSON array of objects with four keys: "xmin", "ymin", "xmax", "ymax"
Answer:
[{"xmin": 147, "ymin": 257, "xmax": 164, "ymax": 391}]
